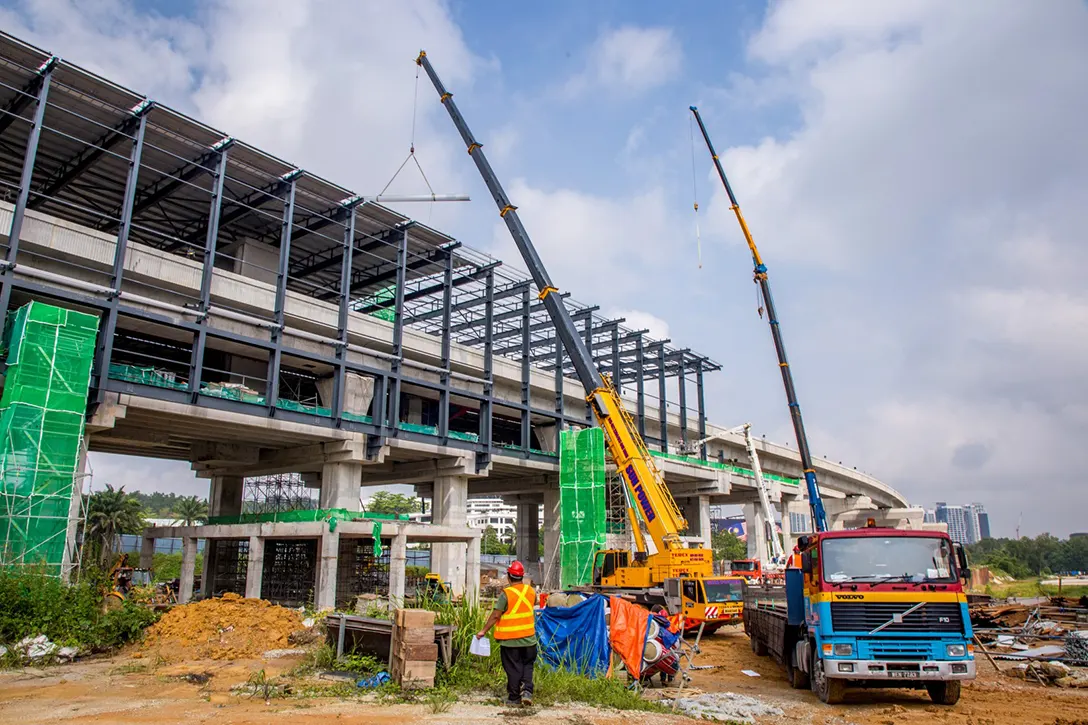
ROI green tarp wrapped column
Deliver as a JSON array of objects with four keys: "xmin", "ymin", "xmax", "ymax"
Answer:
[
  {"xmin": 558, "ymin": 427, "xmax": 607, "ymax": 589},
  {"xmin": 0, "ymin": 302, "xmax": 99, "ymax": 575}
]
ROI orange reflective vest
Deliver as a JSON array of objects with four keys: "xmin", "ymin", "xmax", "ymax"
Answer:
[{"xmin": 495, "ymin": 583, "xmax": 536, "ymax": 640}]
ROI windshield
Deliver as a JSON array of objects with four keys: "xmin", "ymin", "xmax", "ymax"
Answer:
[
  {"xmin": 821, "ymin": 536, "xmax": 955, "ymax": 584},
  {"xmin": 703, "ymin": 579, "xmax": 745, "ymax": 602},
  {"xmin": 731, "ymin": 561, "xmax": 758, "ymax": 572}
]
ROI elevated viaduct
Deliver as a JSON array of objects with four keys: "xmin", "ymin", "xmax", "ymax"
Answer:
[{"xmin": 0, "ymin": 32, "xmax": 919, "ymax": 605}]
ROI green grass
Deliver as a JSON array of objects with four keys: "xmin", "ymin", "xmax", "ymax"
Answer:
[
  {"xmin": 533, "ymin": 666, "xmax": 667, "ymax": 712},
  {"xmin": 984, "ymin": 577, "xmax": 1088, "ymax": 599}
]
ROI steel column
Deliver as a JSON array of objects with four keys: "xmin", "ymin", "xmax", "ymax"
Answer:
[
  {"xmin": 696, "ymin": 360, "xmax": 707, "ymax": 460},
  {"xmin": 581, "ymin": 311, "xmax": 594, "ymax": 422},
  {"xmin": 520, "ymin": 285, "xmax": 531, "ymax": 453},
  {"xmin": 438, "ymin": 248, "xmax": 453, "ymax": 442},
  {"xmin": 94, "ymin": 111, "xmax": 148, "ymax": 401},
  {"xmin": 635, "ymin": 334, "xmax": 646, "ymax": 438},
  {"xmin": 388, "ymin": 227, "xmax": 409, "ymax": 435},
  {"xmin": 331, "ymin": 207, "xmax": 356, "ymax": 425},
  {"xmin": 0, "ymin": 60, "xmax": 54, "ymax": 339},
  {"xmin": 187, "ymin": 147, "xmax": 230, "ymax": 401},
  {"xmin": 265, "ymin": 179, "xmax": 296, "ymax": 414},
  {"xmin": 477, "ymin": 268, "xmax": 495, "ymax": 470},
  {"xmin": 610, "ymin": 323, "xmax": 620, "ymax": 391},
  {"xmin": 678, "ymin": 356, "xmax": 688, "ymax": 447},
  {"xmin": 657, "ymin": 343, "xmax": 668, "ymax": 451}
]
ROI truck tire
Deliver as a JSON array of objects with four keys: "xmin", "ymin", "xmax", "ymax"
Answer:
[
  {"xmin": 926, "ymin": 681, "xmax": 961, "ymax": 705},
  {"xmin": 750, "ymin": 634, "xmax": 767, "ymax": 656},
  {"xmin": 789, "ymin": 649, "xmax": 810, "ymax": 690},
  {"xmin": 810, "ymin": 651, "xmax": 845, "ymax": 704}
]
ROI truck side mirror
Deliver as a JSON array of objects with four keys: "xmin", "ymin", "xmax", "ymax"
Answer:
[
  {"xmin": 955, "ymin": 544, "xmax": 970, "ymax": 583},
  {"xmin": 801, "ymin": 552, "xmax": 813, "ymax": 575}
]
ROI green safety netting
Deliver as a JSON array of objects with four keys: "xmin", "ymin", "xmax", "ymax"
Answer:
[
  {"xmin": 0, "ymin": 302, "xmax": 99, "ymax": 575},
  {"xmin": 365, "ymin": 285, "xmax": 397, "ymax": 322},
  {"xmin": 558, "ymin": 427, "xmax": 607, "ymax": 589}
]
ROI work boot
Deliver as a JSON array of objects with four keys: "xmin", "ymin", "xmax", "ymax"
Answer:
[
  {"xmin": 505, "ymin": 699, "xmax": 520, "ymax": 708},
  {"xmin": 521, "ymin": 695, "xmax": 533, "ymax": 707}
]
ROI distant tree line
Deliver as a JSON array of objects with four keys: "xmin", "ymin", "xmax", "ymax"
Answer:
[
  {"xmin": 967, "ymin": 534, "xmax": 1088, "ymax": 578},
  {"xmin": 128, "ymin": 491, "xmax": 206, "ymax": 519}
]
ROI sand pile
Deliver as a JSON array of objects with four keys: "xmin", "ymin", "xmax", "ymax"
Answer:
[{"xmin": 142, "ymin": 593, "xmax": 305, "ymax": 661}]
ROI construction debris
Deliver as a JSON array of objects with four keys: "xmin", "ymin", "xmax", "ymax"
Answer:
[
  {"xmin": 664, "ymin": 692, "xmax": 783, "ymax": 723},
  {"xmin": 142, "ymin": 593, "xmax": 304, "ymax": 661},
  {"xmin": 973, "ymin": 596, "xmax": 1088, "ymax": 665},
  {"xmin": 1006, "ymin": 660, "xmax": 1088, "ymax": 688}
]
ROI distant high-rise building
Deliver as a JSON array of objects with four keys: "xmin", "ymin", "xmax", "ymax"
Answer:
[
  {"xmin": 977, "ymin": 512, "xmax": 991, "ymax": 540},
  {"xmin": 935, "ymin": 502, "xmax": 970, "ymax": 545},
  {"xmin": 923, "ymin": 509, "xmax": 937, "ymax": 524},
  {"xmin": 789, "ymin": 511, "xmax": 812, "ymax": 535}
]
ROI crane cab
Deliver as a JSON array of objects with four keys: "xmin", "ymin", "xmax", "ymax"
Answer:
[{"xmin": 593, "ymin": 549, "xmax": 652, "ymax": 588}]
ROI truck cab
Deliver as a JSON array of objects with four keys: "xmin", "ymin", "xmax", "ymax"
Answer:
[
  {"xmin": 727, "ymin": 559, "xmax": 763, "ymax": 582},
  {"xmin": 794, "ymin": 527, "xmax": 976, "ymax": 704}
]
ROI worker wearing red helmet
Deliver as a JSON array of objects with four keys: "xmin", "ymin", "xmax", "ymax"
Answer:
[{"xmin": 476, "ymin": 560, "xmax": 537, "ymax": 707}]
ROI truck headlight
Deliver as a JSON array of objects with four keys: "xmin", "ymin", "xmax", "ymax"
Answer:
[
  {"xmin": 946, "ymin": 644, "xmax": 966, "ymax": 657},
  {"xmin": 833, "ymin": 643, "xmax": 853, "ymax": 656}
]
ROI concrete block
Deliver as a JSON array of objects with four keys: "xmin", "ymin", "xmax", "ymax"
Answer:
[{"xmin": 395, "ymin": 608, "xmax": 436, "ymax": 629}]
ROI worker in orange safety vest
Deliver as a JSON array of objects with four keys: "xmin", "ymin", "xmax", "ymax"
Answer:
[{"xmin": 476, "ymin": 560, "xmax": 537, "ymax": 707}]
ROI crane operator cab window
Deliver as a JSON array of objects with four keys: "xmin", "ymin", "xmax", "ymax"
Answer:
[
  {"xmin": 592, "ymin": 551, "xmax": 628, "ymax": 585},
  {"xmin": 681, "ymin": 578, "xmax": 704, "ymax": 604}
]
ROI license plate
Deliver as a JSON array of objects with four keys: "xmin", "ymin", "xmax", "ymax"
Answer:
[{"xmin": 888, "ymin": 671, "xmax": 919, "ymax": 679}]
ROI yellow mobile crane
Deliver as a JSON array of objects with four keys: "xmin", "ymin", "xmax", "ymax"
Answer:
[{"xmin": 417, "ymin": 52, "xmax": 743, "ymax": 628}]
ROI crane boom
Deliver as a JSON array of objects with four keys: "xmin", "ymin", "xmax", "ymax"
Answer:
[
  {"xmin": 689, "ymin": 105, "xmax": 828, "ymax": 532},
  {"xmin": 418, "ymin": 51, "xmax": 690, "ymax": 552},
  {"xmin": 741, "ymin": 423, "xmax": 785, "ymax": 562}
]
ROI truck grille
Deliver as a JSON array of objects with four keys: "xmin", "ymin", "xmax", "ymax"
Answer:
[
  {"xmin": 830, "ymin": 602, "xmax": 963, "ymax": 634},
  {"xmin": 863, "ymin": 640, "xmax": 933, "ymax": 660}
]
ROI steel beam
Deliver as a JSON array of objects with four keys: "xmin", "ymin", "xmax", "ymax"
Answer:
[
  {"xmin": 520, "ymin": 285, "xmax": 531, "ymax": 452},
  {"xmin": 354, "ymin": 261, "xmax": 499, "ymax": 315},
  {"xmin": 331, "ymin": 207, "xmax": 355, "ymax": 425},
  {"xmin": 635, "ymin": 334, "xmax": 646, "ymax": 439},
  {"xmin": 187, "ymin": 147, "xmax": 230, "ymax": 401},
  {"xmin": 408, "ymin": 280, "xmax": 530, "ymax": 325},
  {"xmin": 0, "ymin": 59, "xmax": 54, "ymax": 340},
  {"xmin": 477, "ymin": 267, "xmax": 495, "ymax": 470},
  {"xmin": 28, "ymin": 101, "xmax": 152, "ymax": 211},
  {"xmin": 290, "ymin": 226, "xmax": 400, "ymax": 279},
  {"xmin": 319, "ymin": 241, "xmax": 460, "ymax": 301},
  {"xmin": 678, "ymin": 355, "xmax": 688, "ymax": 447},
  {"xmin": 387, "ymin": 227, "xmax": 409, "ymax": 435},
  {"xmin": 438, "ymin": 248, "xmax": 453, "ymax": 442},
  {"xmin": 0, "ymin": 57, "xmax": 55, "ymax": 137},
  {"xmin": 94, "ymin": 111, "xmax": 147, "ymax": 401},
  {"xmin": 265, "ymin": 180, "xmax": 296, "ymax": 414},
  {"xmin": 696, "ymin": 360, "xmax": 707, "ymax": 460},
  {"xmin": 657, "ymin": 342, "xmax": 668, "ymax": 451}
]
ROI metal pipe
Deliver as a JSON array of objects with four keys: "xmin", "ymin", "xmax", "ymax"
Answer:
[
  {"xmin": 9, "ymin": 265, "xmax": 201, "ymax": 318},
  {"xmin": 367, "ymin": 194, "xmax": 469, "ymax": 203},
  {"xmin": 207, "ymin": 304, "xmax": 278, "ymax": 329}
]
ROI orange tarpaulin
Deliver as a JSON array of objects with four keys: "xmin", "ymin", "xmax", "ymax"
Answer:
[{"xmin": 608, "ymin": 596, "xmax": 650, "ymax": 679}]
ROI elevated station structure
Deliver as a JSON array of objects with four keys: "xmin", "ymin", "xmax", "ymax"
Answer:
[{"xmin": 0, "ymin": 31, "xmax": 917, "ymax": 603}]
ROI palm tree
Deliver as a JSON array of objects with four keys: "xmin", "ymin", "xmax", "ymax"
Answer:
[
  {"xmin": 85, "ymin": 485, "xmax": 145, "ymax": 566},
  {"xmin": 173, "ymin": 496, "xmax": 208, "ymax": 526}
]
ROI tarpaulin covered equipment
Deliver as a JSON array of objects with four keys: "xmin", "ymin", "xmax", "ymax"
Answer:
[
  {"xmin": 609, "ymin": 596, "xmax": 651, "ymax": 679},
  {"xmin": 536, "ymin": 593, "xmax": 611, "ymax": 676}
]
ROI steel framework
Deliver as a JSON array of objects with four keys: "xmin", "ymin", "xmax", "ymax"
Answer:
[{"xmin": 0, "ymin": 31, "xmax": 721, "ymax": 469}]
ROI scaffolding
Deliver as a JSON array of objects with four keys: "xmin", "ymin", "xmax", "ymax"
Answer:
[
  {"xmin": 0, "ymin": 301, "xmax": 98, "ymax": 577},
  {"xmin": 558, "ymin": 427, "xmax": 607, "ymax": 589},
  {"xmin": 243, "ymin": 472, "xmax": 318, "ymax": 514}
]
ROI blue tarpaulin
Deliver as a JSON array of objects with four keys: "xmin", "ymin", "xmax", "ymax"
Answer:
[
  {"xmin": 536, "ymin": 593, "xmax": 611, "ymax": 676},
  {"xmin": 653, "ymin": 613, "xmax": 680, "ymax": 650}
]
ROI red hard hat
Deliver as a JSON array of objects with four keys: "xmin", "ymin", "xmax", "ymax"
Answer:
[{"xmin": 507, "ymin": 561, "xmax": 525, "ymax": 577}]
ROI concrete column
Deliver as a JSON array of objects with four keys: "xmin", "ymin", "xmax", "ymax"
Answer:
[
  {"xmin": 139, "ymin": 535, "xmax": 155, "ymax": 570},
  {"xmin": 698, "ymin": 495, "xmax": 712, "ymax": 550},
  {"xmin": 315, "ymin": 531, "xmax": 340, "ymax": 610},
  {"xmin": 534, "ymin": 424, "xmax": 558, "ymax": 454},
  {"xmin": 407, "ymin": 396, "xmax": 423, "ymax": 424},
  {"xmin": 201, "ymin": 539, "xmax": 216, "ymax": 598},
  {"xmin": 316, "ymin": 373, "xmax": 375, "ymax": 417},
  {"xmin": 225, "ymin": 238, "xmax": 280, "ymax": 285},
  {"xmin": 466, "ymin": 535, "xmax": 481, "ymax": 604},
  {"xmin": 209, "ymin": 475, "xmax": 244, "ymax": 517},
  {"xmin": 319, "ymin": 462, "xmax": 362, "ymax": 510},
  {"xmin": 515, "ymin": 502, "xmax": 541, "ymax": 584},
  {"xmin": 779, "ymin": 499, "xmax": 794, "ymax": 558},
  {"xmin": 431, "ymin": 475, "xmax": 469, "ymax": 593},
  {"xmin": 542, "ymin": 486, "xmax": 561, "ymax": 590},
  {"xmin": 744, "ymin": 503, "xmax": 770, "ymax": 563},
  {"xmin": 179, "ymin": 536, "xmax": 197, "ymax": 604},
  {"xmin": 245, "ymin": 536, "xmax": 264, "ymax": 599},
  {"xmin": 390, "ymin": 530, "xmax": 407, "ymax": 606}
]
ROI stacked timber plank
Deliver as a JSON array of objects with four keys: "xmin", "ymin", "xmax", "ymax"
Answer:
[{"xmin": 391, "ymin": 608, "xmax": 438, "ymax": 689}]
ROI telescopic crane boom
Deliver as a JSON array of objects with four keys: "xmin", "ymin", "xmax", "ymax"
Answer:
[
  {"xmin": 417, "ymin": 51, "xmax": 693, "ymax": 556},
  {"xmin": 689, "ymin": 105, "xmax": 828, "ymax": 533}
]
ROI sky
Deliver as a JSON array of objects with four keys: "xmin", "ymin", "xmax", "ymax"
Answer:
[{"xmin": 4, "ymin": 0, "xmax": 1086, "ymax": 538}]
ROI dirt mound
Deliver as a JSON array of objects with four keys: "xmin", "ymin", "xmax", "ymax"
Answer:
[{"xmin": 142, "ymin": 593, "xmax": 305, "ymax": 661}]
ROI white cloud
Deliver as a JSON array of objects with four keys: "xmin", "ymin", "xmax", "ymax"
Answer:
[
  {"xmin": 605, "ymin": 309, "xmax": 670, "ymax": 342},
  {"xmin": 702, "ymin": 0, "xmax": 1088, "ymax": 536},
  {"xmin": 2, "ymin": 0, "xmax": 482, "ymax": 231},
  {"xmin": 563, "ymin": 26, "xmax": 682, "ymax": 98}
]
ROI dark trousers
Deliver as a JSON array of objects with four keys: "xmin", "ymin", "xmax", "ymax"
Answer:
[{"xmin": 500, "ymin": 644, "xmax": 537, "ymax": 701}]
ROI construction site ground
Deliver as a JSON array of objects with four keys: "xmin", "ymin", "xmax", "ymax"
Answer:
[{"xmin": 0, "ymin": 626, "xmax": 1085, "ymax": 725}]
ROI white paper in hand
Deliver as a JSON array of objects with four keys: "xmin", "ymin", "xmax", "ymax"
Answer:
[{"xmin": 470, "ymin": 636, "xmax": 491, "ymax": 657}]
